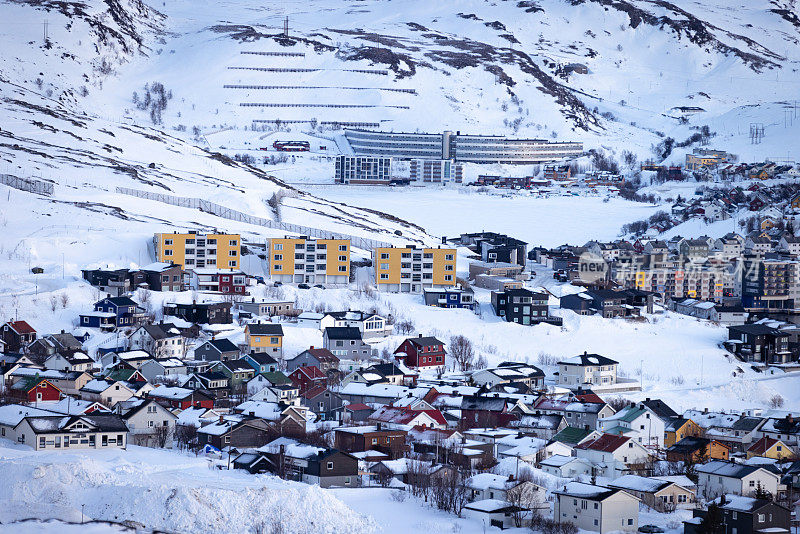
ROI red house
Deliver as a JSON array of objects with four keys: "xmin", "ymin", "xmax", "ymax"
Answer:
[
  {"xmin": 394, "ymin": 334, "xmax": 446, "ymax": 369},
  {"xmin": 10, "ymin": 377, "xmax": 61, "ymax": 403},
  {"xmin": 289, "ymin": 365, "xmax": 327, "ymax": 395},
  {"xmin": 2, "ymin": 320, "xmax": 37, "ymax": 352},
  {"xmin": 147, "ymin": 387, "xmax": 214, "ymax": 410}
]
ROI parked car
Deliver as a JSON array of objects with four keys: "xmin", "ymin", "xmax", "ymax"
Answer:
[
  {"xmin": 638, "ymin": 526, "xmax": 664, "ymax": 533},
  {"xmin": 313, "ymin": 284, "xmax": 325, "ymax": 290},
  {"xmin": 273, "ymin": 281, "xmax": 283, "ymax": 287},
  {"xmin": 298, "ymin": 283, "xmax": 311, "ymax": 289}
]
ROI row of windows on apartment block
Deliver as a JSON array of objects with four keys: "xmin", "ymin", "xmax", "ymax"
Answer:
[
  {"xmin": 379, "ymin": 252, "xmax": 454, "ymax": 261},
  {"xmin": 379, "ymin": 263, "xmax": 454, "ymax": 271},
  {"xmin": 378, "ymin": 273, "xmax": 454, "ymax": 281},
  {"xmin": 162, "ymin": 249, "xmax": 237, "ymax": 257},
  {"xmin": 273, "ymin": 244, "xmax": 348, "ymax": 251},
  {"xmin": 273, "ymin": 265, "xmax": 348, "ymax": 272},
  {"xmin": 163, "ymin": 239, "xmax": 238, "ymax": 246},
  {"xmin": 273, "ymin": 254, "xmax": 348, "ymax": 262}
]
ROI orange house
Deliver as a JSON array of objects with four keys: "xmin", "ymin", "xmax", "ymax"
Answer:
[
  {"xmin": 664, "ymin": 418, "xmax": 703, "ymax": 448},
  {"xmin": 666, "ymin": 436, "xmax": 729, "ymax": 463}
]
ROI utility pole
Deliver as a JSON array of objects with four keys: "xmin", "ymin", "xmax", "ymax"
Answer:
[
  {"xmin": 43, "ymin": 19, "xmax": 48, "ymax": 45},
  {"xmin": 283, "ymin": 16, "xmax": 289, "ymax": 37}
]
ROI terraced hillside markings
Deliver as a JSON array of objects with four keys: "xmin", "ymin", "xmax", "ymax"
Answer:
[
  {"xmin": 224, "ymin": 84, "xmax": 416, "ymax": 94},
  {"xmin": 115, "ymin": 187, "xmax": 399, "ymax": 250},
  {"xmin": 240, "ymin": 51, "xmax": 305, "ymax": 57},
  {"xmin": 0, "ymin": 174, "xmax": 53, "ymax": 196},
  {"xmin": 240, "ymin": 103, "xmax": 410, "ymax": 109},
  {"xmin": 228, "ymin": 66, "xmax": 387, "ymax": 75},
  {"xmin": 252, "ymin": 120, "xmax": 382, "ymax": 128}
]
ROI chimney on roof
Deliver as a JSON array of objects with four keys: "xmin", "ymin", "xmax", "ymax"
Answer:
[
  {"xmin": 418, "ymin": 333, "xmax": 423, "ymax": 338},
  {"xmin": 193, "ymin": 300, "xmax": 196, "ymax": 305},
  {"xmin": 219, "ymin": 414, "xmax": 224, "ymax": 424},
  {"xmin": 645, "ymin": 398, "xmax": 651, "ymax": 402},
  {"xmin": 376, "ymin": 422, "xmax": 382, "ymax": 431},
  {"xmin": 704, "ymin": 408, "xmax": 708, "ymax": 414},
  {"xmin": 508, "ymin": 474, "xmax": 514, "ymax": 481}
]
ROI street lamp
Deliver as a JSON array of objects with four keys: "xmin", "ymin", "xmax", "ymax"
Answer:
[{"xmin": 81, "ymin": 504, "xmax": 85, "ymax": 524}]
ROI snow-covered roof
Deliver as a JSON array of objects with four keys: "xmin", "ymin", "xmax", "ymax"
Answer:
[
  {"xmin": 540, "ymin": 455, "xmax": 583, "ymax": 468},
  {"xmin": 235, "ymin": 400, "xmax": 282, "ymax": 421},
  {"xmin": 258, "ymin": 437, "xmax": 324, "ymax": 459},
  {"xmin": 464, "ymin": 499, "xmax": 518, "ymax": 513},
  {"xmin": 0, "ymin": 404, "xmax": 53, "ymax": 427},
  {"xmin": 608, "ymin": 475, "xmax": 673, "ymax": 494},
  {"xmin": 466, "ymin": 473, "xmax": 514, "ymax": 491}
]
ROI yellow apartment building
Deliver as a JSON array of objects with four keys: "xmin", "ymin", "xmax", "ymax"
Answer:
[
  {"xmin": 154, "ymin": 231, "xmax": 240, "ymax": 270},
  {"xmin": 267, "ymin": 236, "xmax": 350, "ymax": 285},
  {"xmin": 372, "ymin": 245, "xmax": 457, "ymax": 293}
]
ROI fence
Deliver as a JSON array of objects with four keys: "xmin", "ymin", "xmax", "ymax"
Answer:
[
  {"xmin": 240, "ymin": 103, "xmax": 409, "ymax": 109},
  {"xmin": 251, "ymin": 120, "xmax": 382, "ymax": 128},
  {"xmin": 224, "ymin": 84, "xmax": 416, "ymax": 94},
  {"xmin": 0, "ymin": 174, "xmax": 54, "ymax": 196},
  {"xmin": 240, "ymin": 51, "xmax": 305, "ymax": 57},
  {"xmin": 115, "ymin": 187, "xmax": 395, "ymax": 250},
  {"xmin": 228, "ymin": 66, "xmax": 388, "ymax": 75}
]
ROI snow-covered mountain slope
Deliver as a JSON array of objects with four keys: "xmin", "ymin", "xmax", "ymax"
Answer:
[{"xmin": 72, "ymin": 0, "xmax": 800, "ymax": 162}]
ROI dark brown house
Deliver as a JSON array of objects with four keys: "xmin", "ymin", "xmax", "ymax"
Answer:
[
  {"xmin": 333, "ymin": 425, "xmax": 408, "ymax": 459},
  {"xmin": 130, "ymin": 263, "xmax": 184, "ymax": 292},
  {"xmin": 198, "ymin": 417, "xmax": 272, "ymax": 450},
  {"xmin": 684, "ymin": 496, "xmax": 789, "ymax": 534},
  {"xmin": 2, "ymin": 320, "xmax": 37, "ymax": 352}
]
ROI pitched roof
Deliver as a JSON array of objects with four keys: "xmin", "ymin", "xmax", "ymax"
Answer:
[
  {"xmin": 747, "ymin": 436, "xmax": 783, "ymax": 456},
  {"xmin": 205, "ymin": 338, "xmax": 239, "ymax": 353},
  {"xmin": 324, "ymin": 327, "xmax": 362, "ymax": 340},
  {"xmin": 575, "ymin": 433, "xmax": 630, "ymax": 453},
  {"xmin": 101, "ymin": 296, "xmax": 138, "ymax": 307},
  {"xmin": 6, "ymin": 320, "xmax": 35, "ymax": 334},
  {"xmin": 696, "ymin": 460, "xmax": 774, "ymax": 479},
  {"xmin": 246, "ymin": 323, "xmax": 284, "ymax": 336},
  {"xmin": 297, "ymin": 347, "xmax": 339, "ymax": 364},
  {"xmin": 552, "ymin": 426, "xmax": 594, "ymax": 445},
  {"xmin": 641, "ymin": 399, "xmax": 678, "ymax": 421},
  {"xmin": 406, "ymin": 335, "xmax": 444, "ymax": 348},
  {"xmin": 607, "ymin": 475, "xmax": 673, "ymax": 494},
  {"xmin": 553, "ymin": 482, "xmax": 624, "ymax": 501},
  {"xmin": 666, "ymin": 436, "xmax": 714, "ymax": 454},
  {"xmin": 559, "ymin": 352, "xmax": 618, "ymax": 366},
  {"xmin": 369, "ymin": 405, "xmax": 447, "ymax": 427},
  {"xmin": 290, "ymin": 365, "xmax": 326, "ymax": 380}
]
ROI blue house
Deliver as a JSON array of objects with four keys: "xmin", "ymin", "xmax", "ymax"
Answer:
[
  {"xmin": 79, "ymin": 296, "xmax": 143, "ymax": 329},
  {"xmin": 243, "ymin": 352, "xmax": 279, "ymax": 374},
  {"xmin": 422, "ymin": 287, "xmax": 476, "ymax": 310}
]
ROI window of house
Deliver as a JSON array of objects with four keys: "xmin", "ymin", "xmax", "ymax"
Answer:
[{"xmin": 327, "ymin": 462, "xmax": 334, "ymax": 470}]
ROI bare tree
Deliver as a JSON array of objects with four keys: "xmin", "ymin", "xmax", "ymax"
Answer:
[
  {"xmin": 450, "ymin": 335, "xmax": 475, "ymax": 372},
  {"xmin": 49, "ymin": 295, "xmax": 58, "ymax": 312},
  {"xmin": 60, "ymin": 293, "xmax": 70, "ymax": 309}
]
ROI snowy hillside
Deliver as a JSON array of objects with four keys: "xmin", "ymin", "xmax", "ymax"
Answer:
[
  {"xmin": 79, "ymin": 0, "xmax": 800, "ymax": 163},
  {"xmin": 0, "ymin": 441, "xmax": 375, "ymax": 533}
]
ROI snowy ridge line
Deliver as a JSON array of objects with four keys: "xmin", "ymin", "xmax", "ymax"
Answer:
[
  {"xmin": 0, "ymin": 174, "xmax": 53, "ymax": 196},
  {"xmin": 115, "ymin": 187, "xmax": 395, "ymax": 250}
]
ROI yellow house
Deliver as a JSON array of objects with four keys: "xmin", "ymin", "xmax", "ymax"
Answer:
[
  {"xmin": 747, "ymin": 437, "xmax": 794, "ymax": 460},
  {"xmin": 154, "ymin": 232, "xmax": 240, "ymax": 270},
  {"xmin": 790, "ymin": 194, "xmax": 800, "ymax": 209},
  {"xmin": 664, "ymin": 418, "xmax": 702, "ymax": 448},
  {"xmin": 244, "ymin": 323, "xmax": 284, "ymax": 358},
  {"xmin": 268, "ymin": 236, "xmax": 350, "ymax": 285},
  {"xmin": 372, "ymin": 245, "xmax": 456, "ymax": 293}
]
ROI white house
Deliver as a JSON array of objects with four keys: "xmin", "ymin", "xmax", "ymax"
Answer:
[
  {"xmin": 466, "ymin": 473, "xmax": 546, "ymax": 508},
  {"xmin": 118, "ymin": 399, "xmax": 177, "ymax": 448},
  {"xmin": 128, "ymin": 324, "xmax": 184, "ymax": 360},
  {"xmin": 79, "ymin": 379, "xmax": 135, "ymax": 407},
  {"xmin": 463, "ymin": 499, "xmax": 531, "ymax": 530},
  {"xmin": 598, "ymin": 403, "xmax": 667, "ymax": 449},
  {"xmin": 540, "ymin": 455, "xmax": 594, "ymax": 478},
  {"xmin": 553, "ymin": 482, "xmax": 640, "ymax": 534},
  {"xmin": 0, "ymin": 404, "xmax": 55, "ymax": 443},
  {"xmin": 14, "ymin": 414, "xmax": 129, "ymax": 451},
  {"xmin": 139, "ymin": 358, "xmax": 188, "ymax": 383},
  {"xmin": 696, "ymin": 460, "xmax": 781, "ymax": 499},
  {"xmin": 575, "ymin": 434, "xmax": 651, "ymax": 480},
  {"xmin": 43, "ymin": 352, "xmax": 94, "ymax": 373},
  {"xmin": 557, "ymin": 352, "xmax": 618, "ymax": 388}
]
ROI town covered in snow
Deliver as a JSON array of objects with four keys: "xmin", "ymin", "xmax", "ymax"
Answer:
[{"xmin": 1, "ymin": 0, "xmax": 800, "ymax": 533}]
